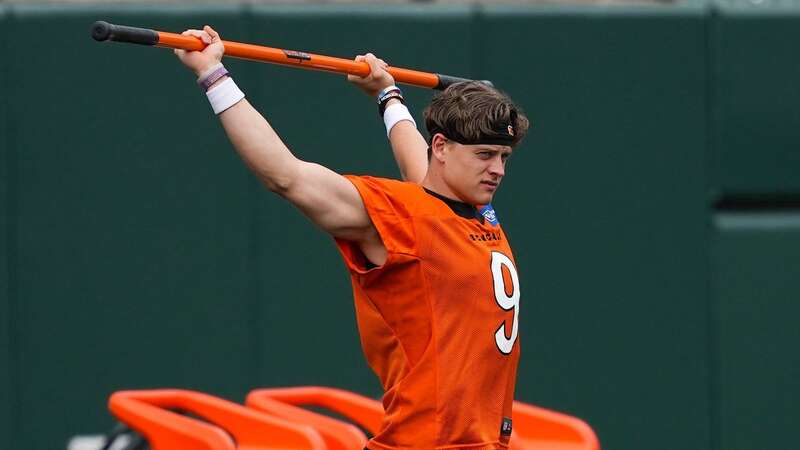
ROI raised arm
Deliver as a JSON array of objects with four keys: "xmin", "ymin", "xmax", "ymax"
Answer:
[
  {"xmin": 175, "ymin": 26, "xmax": 386, "ymax": 264},
  {"xmin": 348, "ymin": 54, "xmax": 429, "ymax": 184}
]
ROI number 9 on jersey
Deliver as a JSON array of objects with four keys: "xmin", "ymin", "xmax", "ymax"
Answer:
[{"xmin": 491, "ymin": 251, "xmax": 520, "ymax": 355}]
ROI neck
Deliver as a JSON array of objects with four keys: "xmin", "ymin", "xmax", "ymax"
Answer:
[{"xmin": 422, "ymin": 171, "xmax": 464, "ymax": 204}]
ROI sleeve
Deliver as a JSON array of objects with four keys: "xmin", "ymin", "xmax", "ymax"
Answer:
[{"xmin": 334, "ymin": 176, "xmax": 418, "ymax": 273}]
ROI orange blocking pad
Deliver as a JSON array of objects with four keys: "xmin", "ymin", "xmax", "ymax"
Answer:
[
  {"xmin": 245, "ymin": 390, "xmax": 368, "ymax": 450},
  {"xmin": 247, "ymin": 387, "xmax": 383, "ymax": 437},
  {"xmin": 109, "ymin": 389, "xmax": 326, "ymax": 450},
  {"xmin": 246, "ymin": 387, "xmax": 600, "ymax": 450},
  {"xmin": 509, "ymin": 401, "xmax": 600, "ymax": 450}
]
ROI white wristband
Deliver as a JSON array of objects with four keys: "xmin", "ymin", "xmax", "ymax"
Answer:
[
  {"xmin": 383, "ymin": 103, "xmax": 416, "ymax": 137},
  {"xmin": 206, "ymin": 77, "xmax": 245, "ymax": 115}
]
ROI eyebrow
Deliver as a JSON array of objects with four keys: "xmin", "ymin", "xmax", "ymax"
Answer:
[
  {"xmin": 481, "ymin": 149, "xmax": 513, "ymax": 156},
  {"xmin": 476, "ymin": 147, "xmax": 513, "ymax": 155}
]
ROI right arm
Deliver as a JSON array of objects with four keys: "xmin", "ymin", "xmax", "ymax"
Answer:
[
  {"xmin": 176, "ymin": 26, "xmax": 387, "ymax": 264},
  {"xmin": 217, "ymin": 99, "xmax": 372, "ymax": 241}
]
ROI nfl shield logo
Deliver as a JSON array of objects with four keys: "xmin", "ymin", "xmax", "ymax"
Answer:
[{"xmin": 479, "ymin": 204, "xmax": 500, "ymax": 226}]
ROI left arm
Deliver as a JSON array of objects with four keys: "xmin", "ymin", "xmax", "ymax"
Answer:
[
  {"xmin": 348, "ymin": 54, "xmax": 428, "ymax": 183},
  {"xmin": 385, "ymin": 103, "xmax": 429, "ymax": 183}
]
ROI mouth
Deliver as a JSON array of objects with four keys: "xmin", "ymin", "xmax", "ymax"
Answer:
[{"xmin": 480, "ymin": 180, "xmax": 499, "ymax": 190}]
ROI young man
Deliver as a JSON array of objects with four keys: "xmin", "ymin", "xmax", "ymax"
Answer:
[{"xmin": 175, "ymin": 26, "xmax": 529, "ymax": 450}]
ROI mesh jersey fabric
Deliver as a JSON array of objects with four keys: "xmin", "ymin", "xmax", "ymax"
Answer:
[{"xmin": 335, "ymin": 176, "xmax": 521, "ymax": 450}]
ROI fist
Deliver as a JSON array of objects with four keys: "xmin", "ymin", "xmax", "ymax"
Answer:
[
  {"xmin": 174, "ymin": 25, "xmax": 225, "ymax": 76},
  {"xmin": 347, "ymin": 53, "xmax": 396, "ymax": 97}
]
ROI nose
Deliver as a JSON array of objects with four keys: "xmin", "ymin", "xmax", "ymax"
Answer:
[{"xmin": 488, "ymin": 155, "xmax": 505, "ymax": 177}]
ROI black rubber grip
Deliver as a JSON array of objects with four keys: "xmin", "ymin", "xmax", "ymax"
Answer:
[
  {"xmin": 435, "ymin": 74, "xmax": 494, "ymax": 90},
  {"xmin": 91, "ymin": 21, "xmax": 159, "ymax": 46}
]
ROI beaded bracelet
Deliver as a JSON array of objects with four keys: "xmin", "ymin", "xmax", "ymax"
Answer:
[
  {"xmin": 197, "ymin": 63, "xmax": 230, "ymax": 91},
  {"xmin": 377, "ymin": 85, "xmax": 405, "ymax": 117}
]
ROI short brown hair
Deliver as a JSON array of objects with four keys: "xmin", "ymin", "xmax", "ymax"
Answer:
[{"xmin": 424, "ymin": 81, "xmax": 530, "ymax": 148}]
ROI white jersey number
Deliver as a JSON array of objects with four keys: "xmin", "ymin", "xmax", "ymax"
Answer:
[{"xmin": 491, "ymin": 251, "xmax": 520, "ymax": 355}]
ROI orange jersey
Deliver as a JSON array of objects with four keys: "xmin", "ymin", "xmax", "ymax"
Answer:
[{"xmin": 335, "ymin": 176, "xmax": 521, "ymax": 450}]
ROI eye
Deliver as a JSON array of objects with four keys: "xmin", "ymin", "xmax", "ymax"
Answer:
[
  {"xmin": 477, "ymin": 151, "xmax": 492, "ymax": 159},
  {"xmin": 501, "ymin": 153, "xmax": 511, "ymax": 162}
]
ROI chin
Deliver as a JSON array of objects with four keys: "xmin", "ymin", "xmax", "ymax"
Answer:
[
  {"xmin": 455, "ymin": 185, "xmax": 494, "ymax": 205},
  {"xmin": 473, "ymin": 192, "xmax": 495, "ymax": 205}
]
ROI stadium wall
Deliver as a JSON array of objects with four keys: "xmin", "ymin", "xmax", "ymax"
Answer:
[
  {"xmin": 1, "ymin": 5, "xmax": 12, "ymax": 448},
  {"xmin": 709, "ymin": 3, "xmax": 800, "ymax": 450},
  {"xmin": 0, "ymin": 2, "xmax": 798, "ymax": 450}
]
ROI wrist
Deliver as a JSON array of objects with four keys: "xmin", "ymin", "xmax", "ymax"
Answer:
[
  {"xmin": 206, "ymin": 75, "xmax": 229, "ymax": 92},
  {"xmin": 383, "ymin": 103, "xmax": 416, "ymax": 138},
  {"xmin": 376, "ymin": 85, "xmax": 405, "ymax": 117},
  {"xmin": 197, "ymin": 63, "xmax": 229, "ymax": 91},
  {"xmin": 194, "ymin": 61, "xmax": 222, "ymax": 78},
  {"xmin": 206, "ymin": 77, "xmax": 245, "ymax": 115},
  {"xmin": 376, "ymin": 85, "xmax": 399, "ymax": 100}
]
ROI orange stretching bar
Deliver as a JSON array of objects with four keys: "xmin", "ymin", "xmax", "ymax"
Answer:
[{"xmin": 91, "ymin": 21, "xmax": 481, "ymax": 90}]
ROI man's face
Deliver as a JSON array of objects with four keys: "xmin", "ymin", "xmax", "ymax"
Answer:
[{"xmin": 440, "ymin": 139, "xmax": 512, "ymax": 205}]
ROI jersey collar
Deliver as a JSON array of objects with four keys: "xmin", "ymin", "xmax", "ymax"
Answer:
[{"xmin": 424, "ymin": 188, "xmax": 485, "ymax": 224}]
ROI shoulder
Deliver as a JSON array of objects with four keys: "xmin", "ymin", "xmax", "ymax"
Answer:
[
  {"xmin": 344, "ymin": 175, "xmax": 420, "ymax": 195},
  {"xmin": 344, "ymin": 176, "xmax": 454, "ymax": 221},
  {"xmin": 344, "ymin": 176, "xmax": 430, "ymax": 210}
]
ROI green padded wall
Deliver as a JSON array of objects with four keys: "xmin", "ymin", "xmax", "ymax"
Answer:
[
  {"xmin": 7, "ymin": 5, "xmax": 256, "ymax": 449},
  {"xmin": 4, "ymin": 3, "xmax": 800, "ymax": 450},
  {"xmin": 712, "ymin": 214, "xmax": 800, "ymax": 450},
  {"xmin": 477, "ymin": 5, "xmax": 711, "ymax": 450},
  {"xmin": 245, "ymin": 4, "xmax": 473, "ymax": 398},
  {"xmin": 713, "ymin": 0, "xmax": 800, "ymax": 194},
  {"xmin": 0, "ymin": 6, "xmax": 12, "ymax": 448}
]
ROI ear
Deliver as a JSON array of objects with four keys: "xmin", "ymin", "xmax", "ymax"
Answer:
[{"xmin": 430, "ymin": 133, "xmax": 449, "ymax": 163}]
